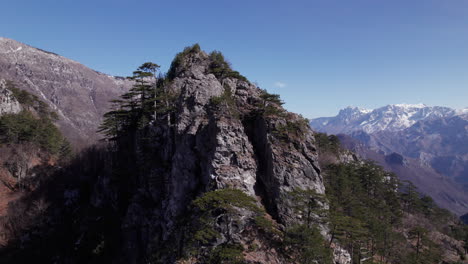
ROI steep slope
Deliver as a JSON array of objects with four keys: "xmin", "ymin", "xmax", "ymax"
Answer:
[
  {"xmin": 338, "ymin": 134, "xmax": 468, "ymax": 215},
  {"xmin": 0, "ymin": 37, "xmax": 132, "ymax": 146},
  {"xmin": 0, "ymin": 82, "xmax": 68, "ymax": 246},
  {"xmin": 370, "ymin": 115, "xmax": 468, "ymax": 184},
  {"xmin": 0, "ymin": 45, "xmax": 334, "ymax": 264}
]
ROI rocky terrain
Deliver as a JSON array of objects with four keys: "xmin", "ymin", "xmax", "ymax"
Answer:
[
  {"xmin": 0, "ymin": 44, "xmax": 345, "ymax": 264},
  {"xmin": 0, "ymin": 37, "xmax": 132, "ymax": 147},
  {"xmin": 0, "ymin": 42, "xmax": 466, "ymax": 263},
  {"xmin": 311, "ymin": 104, "xmax": 468, "ymax": 215},
  {"xmin": 0, "ymin": 79, "xmax": 63, "ymax": 247}
]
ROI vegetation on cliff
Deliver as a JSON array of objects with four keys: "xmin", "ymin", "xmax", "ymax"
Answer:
[{"xmin": 0, "ymin": 81, "xmax": 70, "ymax": 157}]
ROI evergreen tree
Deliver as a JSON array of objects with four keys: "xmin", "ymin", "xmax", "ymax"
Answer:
[
  {"xmin": 98, "ymin": 62, "xmax": 160, "ymax": 139},
  {"xmin": 289, "ymin": 188, "xmax": 327, "ymax": 228},
  {"xmin": 284, "ymin": 224, "xmax": 333, "ymax": 264}
]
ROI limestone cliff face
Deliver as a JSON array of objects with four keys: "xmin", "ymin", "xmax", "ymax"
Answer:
[
  {"xmin": 160, "ymin": 49, "xmax": 323, "ymax": 222},
  {"xmin": 0, "ymin": 79, "xmax": 21, "ymax": 116},
  {"xmin": 113, "ymin": 48, "xmax": 328, "ymax": 262}
]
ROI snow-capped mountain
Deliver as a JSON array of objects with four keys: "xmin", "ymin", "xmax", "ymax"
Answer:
[
  {"xmin": 311, "ymin": 104, "xmax": 468, "ymax": 215},
  {"xmin": 310, "ymin": 104, "xmax": 461, "ymax": 134}
]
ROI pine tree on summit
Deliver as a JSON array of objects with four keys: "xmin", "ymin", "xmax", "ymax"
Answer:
[
  {"xmin": 127, "ymin": 62, "xmax": 160, "ymax": 123},
  {"xmin": 98, "ymin": 62, "xmax": 160, "ymax": 139}
]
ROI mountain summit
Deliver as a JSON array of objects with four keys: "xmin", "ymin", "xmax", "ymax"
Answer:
[{"xmin": 0, "ymin": 37, "xmax": 132, "ymax": 146}]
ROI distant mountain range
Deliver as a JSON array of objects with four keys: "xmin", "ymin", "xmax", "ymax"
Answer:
[
  {"xmin": 311, "ymin": 104, "xmax": 468, "ymax": 215},
  {"xmin": 311, "ymin": 104, "xmax": 467, "ymax": 134},
  {"xmin": 0, "ymin": 37, "xmax": 132, "ymax": 147}
]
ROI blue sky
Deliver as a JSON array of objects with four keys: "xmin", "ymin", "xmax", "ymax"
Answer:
[{"xmin": 1, "ymin": 0, "xmax": 467, "ymax": 118}]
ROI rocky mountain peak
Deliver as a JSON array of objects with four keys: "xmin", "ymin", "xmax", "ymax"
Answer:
[
  {"xmin": 336, "ymin": 106, "xmax": 370, "ymax": 122},
  {"xmin": 311, "ymin": 103, "xmax": 460, "ymax": 134},
  {"xmin": 159, "ymin": 45, "xmax": 324, "ymax": 225},
  {"xmin": 77, "ymin": 45, "xmax": 333, "ymax": 262}
]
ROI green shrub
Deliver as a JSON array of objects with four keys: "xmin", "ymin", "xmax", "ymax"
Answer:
[
  {"xmin": 210, "ymin": 87, "xmax": 235, "ymax": 107},
  {"xmin": 255, "ymin": 90, "xmax": 285, "ymax": 117},
  {"xmin": 190, "ymin": 189, "xmax": 262, "ymax": 246},
  {"xmin": 0, "ymin": 84, "xmax": 70, "ymax": 156},
  {"xmin": 284, "ymin": 224, "xmax": 333, "ymax": 264},
  {"xmin": 259, "ymin": 90, "xmax": 283, "ymax": 106},
  {"xmin": 207, "ymin": 243, "xmax": 245, "ymax": 264},
  {"xmin": 207, "ymin": 51, "xmax": 248, "ymax": 82},
  {"xmin": 192, "ymin": 188, "xmax": 261, "ymax": 214},
  {"xmin": 6, "ymin": 81, "xmax": 57, "ymax": 120},
  {"xmin": 167, "ymin": 45, "xmax": 248, "ymax": 82},
  {"xmin": 315, "ymin": 132, "xmax": 340, "ymax": 154},
  {"xmin": 167, "ymin": 43, "xmax": 201, "ymax": 80},
  {"xmin": 0, "ymin": 111, "xmax": 67, "ymax": 155},
  {"xmin": 273, "ymin": 119, "xmax": 309, "ymax": 141},
  {"xmin": 209, "ymin": 87, "xmax": 241, "ymax": 119}
]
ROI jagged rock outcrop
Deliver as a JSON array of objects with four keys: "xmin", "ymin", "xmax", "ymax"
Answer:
[
  {"xmin": 0, "ymin": 46, "xmax": 348, "ymax": 264},
  {"xmin": 0, "ymin": 79, "xmax": 21, "ymax": 115},
  {"xmin": 159, "ymin": 49, "xmax": 324, "ymax": 225},
  {"xmin": 88, "ymin": 47, "xmax": 331, "ymax": 263},
  {"xmin": 159, "ymin": 49, "xmax": 324, "ymax": 226},
  {"xmin": 113, "ymin": 47, "xmax": 330, "ymax": 262},
  {"xmin": 0, "ymin": 37, "xmax": 132, "ymax": 147}
]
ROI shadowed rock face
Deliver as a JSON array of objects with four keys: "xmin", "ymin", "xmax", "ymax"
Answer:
[{"xmin": 0, "ymin": 37, "xmax": 132, "ymax": 147}]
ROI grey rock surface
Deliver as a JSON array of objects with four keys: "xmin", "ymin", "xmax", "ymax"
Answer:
[
  {"xmin": 160, "ymin": 49, "xmax": 324, "ymax": 227},
  {"xmin": 0, "ymin": 79, "xmax": 21, "ymax": 115},
  {"xmin": 111, "ymin": 48, "xmax": 332, "ymax": 262}
]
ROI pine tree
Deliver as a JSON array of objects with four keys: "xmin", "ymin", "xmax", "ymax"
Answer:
[
  {"xmin": 98, "ymin": 62, "xmax": 160, "ymax": 139},
  {"xmin": 289, "ymin": 188, "xmax": 327, "ymax": 228}
]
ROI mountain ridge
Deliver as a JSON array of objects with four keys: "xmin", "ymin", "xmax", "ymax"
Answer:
[
  {"xmin": 310, "ymin": 104, "xmax": 468, "ymax": 215},
  {"xmin": 311, "ymin": 104, "xmax": 465, "ymax": 135},
  {"xmin": 0, "ymin": 37, "xmax": 132, "ymax": 147}
]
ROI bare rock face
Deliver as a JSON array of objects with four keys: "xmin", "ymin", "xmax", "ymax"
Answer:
[
  {"xmin": 0, "ymin": 79, "xmax": 21, "ymax": 115},
  {"xmin": 159, "ymin": 49, "xmax": 323, "ymax": 226},
  {"xmin": 111, "ymin": 48, "xmax": 329, "ymax": 262},
  {"xmin": 0, "ymin": 37, "xmax": 132, "ymax": 147}
]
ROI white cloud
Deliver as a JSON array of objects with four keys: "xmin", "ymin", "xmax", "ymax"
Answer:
[{"xmin": 274, "ymin": 81, "xmax": 287, "ymax": 88}]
